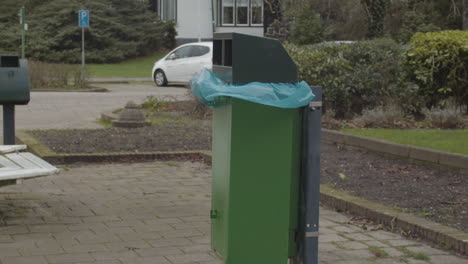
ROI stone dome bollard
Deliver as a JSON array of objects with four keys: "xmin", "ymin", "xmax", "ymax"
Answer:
[{"xmin": 112, "ymin": 101, "xmax": 150, "ymax": 128}]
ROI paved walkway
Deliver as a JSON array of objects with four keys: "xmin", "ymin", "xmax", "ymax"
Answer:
[{"xmin": 0, "ymin": 162, "xmax": 466, "ymax": 264}]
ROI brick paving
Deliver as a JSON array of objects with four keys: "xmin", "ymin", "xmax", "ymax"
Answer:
[{"xmin": 0, "ymin": 162, "xmax": 466, "ymax": 264}]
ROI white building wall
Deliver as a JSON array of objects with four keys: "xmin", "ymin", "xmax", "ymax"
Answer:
[
  {"xmin": 215, "ymin": 26, "xmax": 263, "ymax": 37},
  {"xmin": 176, "ymin": 0, "xmax": 214, "ymax": 43}
]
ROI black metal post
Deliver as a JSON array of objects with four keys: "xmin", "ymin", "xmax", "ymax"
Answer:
[
  {"xmin": 292, "ymin": 86, "xmax": 322, "ymax": 264},
  {"xmin": 3, "ymin": 104, "xmax": 16, "ymax": 145}
]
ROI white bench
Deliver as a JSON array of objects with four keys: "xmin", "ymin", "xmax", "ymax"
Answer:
[{"xmin": 0, "ymin": 145, "xmax": 59, "ymax": 184}]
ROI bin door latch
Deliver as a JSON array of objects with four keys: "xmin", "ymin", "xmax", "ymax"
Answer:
[
  {"xmin": 210, "ymin": 209, "xmax": 219, "ymax": 219},
  {"xmin": 309, "ymin": 101, "xmax": 322, "ymax": 110}
]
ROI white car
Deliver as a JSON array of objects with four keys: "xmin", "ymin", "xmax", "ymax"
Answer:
[{"xmin": 152, "ymin": 42, "xmax": 213, "ymax": 86}]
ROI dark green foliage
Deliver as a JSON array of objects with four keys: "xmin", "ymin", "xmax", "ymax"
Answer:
[
  {"xmin": 278, "ymin": 0, "xmax": 463, "ymax": 42},
  {"xmin": 0, "ymin": 0, "xmax": 176, "ymax": 63},
  {"xmin": 405, "ymin": 31, "xmax": 468, "ymax": 112},
  {"xmin": 361, "ymin": 0, "xmax": 388, "ymax": 38},
  {"xmin": 286, "ymin": 39, "xmax": 417, "ymax": 118},
  {"xmin": 288, "ymin": 3, "xmax": 324, "ymax": 45}
]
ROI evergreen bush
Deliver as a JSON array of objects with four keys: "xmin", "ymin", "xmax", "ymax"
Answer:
[
  {"xmin": 286, "ymin": 39, "xmax": 416, "ymax": 118},
  {"xmin": 0, "ymin": 0, "xmax": 176, "ymax": 63},
  {"xmin": 405, "ymin": 30, "xmax": 468, "ymax": 112}
]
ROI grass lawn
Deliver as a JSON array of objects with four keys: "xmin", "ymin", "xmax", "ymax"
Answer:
[
  {"xmin": 87, "ymin": 51, "xmax": 166, "ymax": 78},
  {"xmin": 341, "ymin": 128, "xmax": 468, "ymax": 156}
]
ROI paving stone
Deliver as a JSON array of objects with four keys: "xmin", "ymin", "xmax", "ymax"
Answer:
[
  {"xmin": 319, "ymin": 234, "xmax": 350, "ymax": 243},
  {"xmin": 0, "ymin": 235, "xmax": 13, "ymax": 243},
  {"xmin": 425, "ymin": 254, "xmax": 468, "ymax": 264},
  {"xmin": 367, "ymin": 231, "xmax": 402, "ymax": 240},
  {"xmin": 341, "ymin": 232, "xmax": 373, "ymax": 241},
  {"xmin": 0, "ymin": 248, "xmax": 21, "ymax": 257},
  {"xmin": 19, "ymin": 245, "xmax": 65, "ymax": 256},
  {"xmin": 166, "ymin": 253, "xmax": 215, "ymax": 264},
  {"xmin": 331, "ymin": 225, "xmax": 356, "ymax": 233},
  {"xmin": 91, "ymin": 251, "xmax": 138, "ymax": 261},
  {"xmin": 147, "ymin": 238, "xmax": 194, "ymax": 248},
  {"xmin": 120, "ymin": 256, "xmax": 170, "ymax": 264},
  {"xmin": 331, "ymin": 259, "xmax": 374, "ymax": 264},
  {"xmin": 318, "ymin": 251, "xmax": 343, "ymax": 262},
  {"xmin": 373, "ymin": 258, "xmax": 408, "ymax": 264},
  {"xmin": 386, "ymin": 239, "xmax": 421, "ymax": 247},
  {"xmin": 335, "ymin": 241, "xmax": 369, "ymax": 250},
  {"xmin": 105, "ymin": 241, "xmax": 152, "ymax": 252},
  {"xmin": 1, "ymin": 162, "xmax": 467, "ymax": 264},
  {"xmin": 75, "ymin": 261, "xmax": 121, "ymax": 264},
  {"xmin": 318, "ymin": 242, "xmax": 341, "ymax": 252},
  {"xmin": 405, "ymin": 259, "xmax": 432, "ymax": 264},
  {"xmin": 46, "ymin": 253, "xmax": 95, "ymax": 263},
  {"xmin": 134, "ymin": 246, "xmax": 182, "ymax": 257},
  {"xmin": 365, "ymin": 240, "xmax": 389, "ymax": 248},
  {"xmin": 0, "ymin": 256, "xmax": 48, "ymax": 264},
  {"xmin": 381, "ymin": 247, "xmax": 405, "ymax": 257},
  {"xmin": 405, "ymin": 244, "xmax": 449, "ymax": 256},
  {"xmin": 63, "ymin": 243, "xmax": 109, "ymax": 253},
  {"xmin": 340, "ymin": 249, "xmax": 375, "ymax": 259}
]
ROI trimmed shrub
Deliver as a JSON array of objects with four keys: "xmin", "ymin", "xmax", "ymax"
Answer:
[
  {"xmin": 286, "ymin": 39, "xmax": 417, "ymax": 118},
  {"xmin": 28, "ymin": 61, "xmax": 89, "ymax": 89},
  {"xmin": 405, "ymin": 31, "xmax": 468, "ymax": 112}
]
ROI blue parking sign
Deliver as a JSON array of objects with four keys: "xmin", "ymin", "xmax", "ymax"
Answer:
[{"xmin": 78, "ymin": 10, "xmax": 89, "ymax": 27}]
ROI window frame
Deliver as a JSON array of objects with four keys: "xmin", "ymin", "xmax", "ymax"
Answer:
[
  {"xmin": 158, "ymin": 0, "xmax": 177, "ymax": 22},
  {"xmin": 235, "ymin": 0, "xmax": 250, "ymax": 26},
  {"xmin": 219, "ymin": 0, "xmax": 263, "ymax": 27},
  {"xmin": 250, "ymin": 0, "xmax": 263, "ymax": 26},
  {"xmin": 222, "ymin": 0, "xmax": 235, "ymax": 26}
]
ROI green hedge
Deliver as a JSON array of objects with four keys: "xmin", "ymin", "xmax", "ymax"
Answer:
[
  {"xmin": 285, "ymin": 39, "xmax": 415, "ymax": 118},
  {"xmin": 286, "ymin": 31, "xmax": 468, "ymax": 118},
  {"xmin": 405, "ymin": 31, "xmax": 468, "ymax": 111}
]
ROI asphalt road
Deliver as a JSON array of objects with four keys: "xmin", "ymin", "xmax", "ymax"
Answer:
[{"xmin": 0, "ymin": 83, "xmax": 189, "ymax": 138}]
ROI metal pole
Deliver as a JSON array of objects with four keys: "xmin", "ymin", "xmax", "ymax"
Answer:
[
  {"xmin": 3, "ymin": 104, "xmax": 16, "ymax": 145},
  {"xmin": 81, "ymin": 27, "xmax": 85, "ymax": 80},
  {"xmin": 291, "ymin": 86, "xmax": 322, "ymax": 264},
  {"xmin": 21, "ymin": 7, "xmax": 25, "ymax": 58}
]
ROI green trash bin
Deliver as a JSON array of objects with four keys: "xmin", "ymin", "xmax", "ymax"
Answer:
[{"xmin": 204, "ymin": 33, "xmax": 310, "ymax": 264}]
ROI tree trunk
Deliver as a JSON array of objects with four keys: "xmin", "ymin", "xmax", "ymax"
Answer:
[{"xmin": 464, "ymin": 0, "xmax": 468, "ymax": 30}]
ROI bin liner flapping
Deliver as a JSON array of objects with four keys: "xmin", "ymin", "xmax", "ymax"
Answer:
[{"xmin": 191, "ymin": 70, "xmax": 315, "ymax": 109}]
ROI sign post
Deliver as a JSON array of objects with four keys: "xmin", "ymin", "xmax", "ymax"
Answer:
[
  {"xmin": 19, "ymin": 7, "xmax": 26, "ymax": 58},
  {"xmin": 78, "ymin": 10, "xmax": 89, "ymax": 81}
]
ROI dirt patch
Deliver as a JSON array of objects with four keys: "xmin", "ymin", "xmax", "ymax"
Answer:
[
  {"xmin": 321, "ymin": 143, "xmax": 467, "ymax": 232},
  {"xmin": 28, "ymin": 121, "xmax": 211, "ymax": 153}
]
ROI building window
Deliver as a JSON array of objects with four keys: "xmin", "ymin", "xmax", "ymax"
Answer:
[
  {"xmin": 236, "ymin": 0, "xmax": 249, "ymax": 25},
  {"xmin": 158, "ymin": 0, "xmax": 177, "ymax": 21},
  {"xmin": 220, "ymin": 0, "xmax": 263, "ymax": 26},
  {"xmin": 222, "ymin": 0, "xmax": 235, "ymax": 25},
  {"xmin": 251, "ymin": 0, "xmax": 263, "ymax": 25}
]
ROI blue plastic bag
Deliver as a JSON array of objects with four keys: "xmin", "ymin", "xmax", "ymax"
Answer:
[{"xmin": 190, "ymin": 69, "xmax": 315, "ymax": 109}]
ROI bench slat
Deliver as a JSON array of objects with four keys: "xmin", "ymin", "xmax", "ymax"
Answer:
[
  {"xmin": 5, "ymin": 153, "xmax": 40, "ymax": 170},
  {"xmin": 0, "ymin": 145, "xmax": 27, "ymax": 154},
  {"xmin": 0, "ymin": 155, "xmax": 21, "ymax": 169},
  {"xmin": 0, "ymin": 168, "xmax": 57, "ymax": 181},
  {"xmin": 19, "ymin": 152, "xmax": 58, "ymax": 171}
]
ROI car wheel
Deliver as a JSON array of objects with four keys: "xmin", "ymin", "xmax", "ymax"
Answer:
[{"xmin": 154, "ymin": 70, "xmax": 167, "ymax": 87}]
